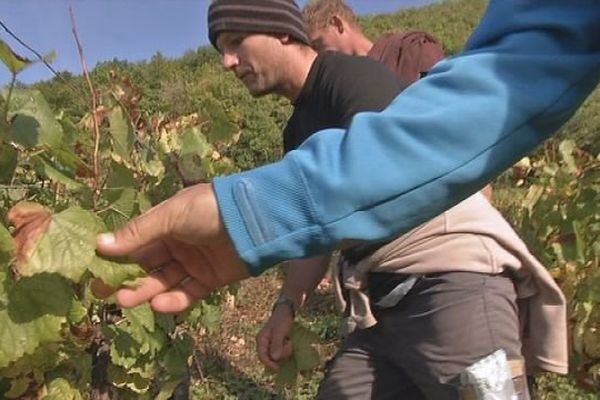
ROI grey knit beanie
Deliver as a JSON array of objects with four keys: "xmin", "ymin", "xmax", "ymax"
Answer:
[{"xmin": 208, "ymin": 0, "xmax": 311, "ymax": 49}]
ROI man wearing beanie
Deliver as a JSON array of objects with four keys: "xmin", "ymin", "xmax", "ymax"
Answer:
[{"xmin": 206, "ymin": 1, "xmax": 545, "ymax": 399}]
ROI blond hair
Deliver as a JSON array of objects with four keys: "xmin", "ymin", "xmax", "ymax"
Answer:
[{"xmin": 302, "ymin": 0, "xmax": 360, "ymax": 30}]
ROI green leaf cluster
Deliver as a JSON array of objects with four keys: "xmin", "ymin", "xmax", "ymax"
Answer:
[
  {"xmin": 104, "ymin": 304, "xmax": 191, "ymax": 398},
  {"xmin": 503, "ymin": 140, "xmax": 600, "ymax": 392}
]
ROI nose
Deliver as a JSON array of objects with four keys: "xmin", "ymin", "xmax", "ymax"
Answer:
[{"xmin": 222, "ymin": 51, "xmax": 239, "ymax": 70}]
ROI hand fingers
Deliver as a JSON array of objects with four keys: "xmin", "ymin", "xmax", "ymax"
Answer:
[
  {"xmin": 96, "ymin": 202, "xmax": 173, "ymax": 257},
  {"xmin": 270, "ymin": 326, "xmax": 291, "ymax": 362},
  {"xmin": 115, "ymin": 261, "xmax": 187, "ymax": 308},
  {"xmin": 129, "ymin": 241, "xmax": 172, "ymax": 270},
  {"xmin": 150, "ymin": 278, "xmax": 210, "ymax": 313},
  {"xmin": 257, "ymin": 328, "xmax": 280, "ymax": 370},
  {"xmin": 280, "ymin": 339, "xmax": 293, "ymax": 362}
]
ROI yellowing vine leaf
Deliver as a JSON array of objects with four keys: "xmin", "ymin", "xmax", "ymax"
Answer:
[
  {"xmin": 0, "ymin": 39, "xmax": 32, "ymax": 75},
  {"xmin": 8, "ymin": 202, "xmax": 52, "ymax": 268},
  {"xmin": 8, "ymin": 203, "xmax": 103, "ymax": 282}
]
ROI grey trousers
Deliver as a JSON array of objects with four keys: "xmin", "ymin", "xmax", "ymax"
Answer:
[{"xmin": 316, "ymin": 271, "xmax": 528, "ymax": 400}]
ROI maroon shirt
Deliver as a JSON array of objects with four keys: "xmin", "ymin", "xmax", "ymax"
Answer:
[{"xmin": 367, "ymin": 31, "xmax": 445, "ymax": 85}]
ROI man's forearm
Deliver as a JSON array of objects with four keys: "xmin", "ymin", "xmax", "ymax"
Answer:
[{"xmin": 279, "ymin": 255, "xmax": 331, "ymax": 309}]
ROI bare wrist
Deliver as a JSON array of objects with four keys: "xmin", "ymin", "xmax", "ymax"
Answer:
[{"xmin": 272, "ymin": 293, "xmax": 298, "ymax": 318}]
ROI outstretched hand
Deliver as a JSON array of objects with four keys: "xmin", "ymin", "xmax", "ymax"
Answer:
[{"xmin": 96, "ymin": 183, "xmax": 250, "ymax": 313}]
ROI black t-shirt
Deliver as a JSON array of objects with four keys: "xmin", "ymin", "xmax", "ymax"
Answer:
[{"xmin": 283, "ymin": 51, "xmax": 406, "ymax": 153}]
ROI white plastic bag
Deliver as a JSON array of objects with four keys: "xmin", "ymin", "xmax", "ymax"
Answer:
[{"xmin": 460, "ymin": 349, "xmax": 518, "ymax": 400}]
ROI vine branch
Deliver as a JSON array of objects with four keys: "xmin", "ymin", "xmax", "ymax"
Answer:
[{"xmin": 69, "ymin": 5, "xmax": 101, "ymax": 209}]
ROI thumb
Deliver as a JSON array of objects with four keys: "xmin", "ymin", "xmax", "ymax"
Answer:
[{"xmin": 96, "ymin": 205, "xmax": 170, "ymax": 257}]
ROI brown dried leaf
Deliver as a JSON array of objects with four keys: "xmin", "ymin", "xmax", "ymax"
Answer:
[{"xmin": 7, "ymin": 202, "xmax": 52, "ymax": 270}]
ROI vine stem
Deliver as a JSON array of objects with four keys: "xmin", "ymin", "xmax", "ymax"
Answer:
[{"xmin": 69, "ymin": 5, "xmax": 101, "ymax": 210}]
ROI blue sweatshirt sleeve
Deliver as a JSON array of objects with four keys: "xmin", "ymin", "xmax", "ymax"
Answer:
[{"xmin": 213, "ymin": 0, "xmax": 600, "ymax": 276}]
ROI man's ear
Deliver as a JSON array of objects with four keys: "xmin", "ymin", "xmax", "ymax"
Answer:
[{"xmin": 329, "ymin": 15, "xmax": 345, "ymax": 34}]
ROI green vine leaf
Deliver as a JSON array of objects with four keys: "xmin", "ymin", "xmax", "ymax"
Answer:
[
  {"xmin": 4, "ymin": 375, "xmax": 30, "ymax": 399},
  {"xmin": 0, "ymin": 344, "xmax": 63, "ymax": 380},
  {"xmin": 274, "ymin": 324, "xmax": 320, "ymax": 388},
  {"xmin": 108, "ymin": 364, "xmax": 152, "ymax": 394},
  {"xmin": 137, "ymin": 192, "xmax": 153, "ymax": 213},
  {"xmin": 0, "ymin": 267, "xmax": 9, "ymax": 308},
  {"xmin": 4, "ymin": 88, "xmax": 64, "ymax": 149},
  {"xmin": 9, "ymin": 203, "xmax": 103, "ymax": 282},
  {"xmin": 108, "ymin": 106, "xmax": 134, "ymax": 162},
  {"xmin": 202, "ymin": 97, "xmax": 235, "ymax": 142},
  {"xmin": 0, "ymin": 224, "xmax": 14, "ymax": 266},
  {"xmin": 140, "ymin": 159, "xmax": 165, "ymax": 178},
  {"xmin": 102, "ymin": 188, "xmax": 137, "ymax": 231},
  {"xmin": 162, "ymin": 334, "xmax": 193, "ymax": 379},
  {"xmin": 7, "ymin": 273, "xmax": 73, "ymax": 322},
  {"xmin": 123, "ymin": 303, "xmax": 155, "ymax": 333},
  {"xmin": 291, "ymin": 325, "xmax": 320, "ymax": 371},
  {"xmin": 180, "ymin": 126, "xmax": 212, "ymax": 157},
  {"xmin": 109, "ymin": 328, "xmax": 139, "ymax": 369},
  {"xmin": 0, "ymin": 40, "xmax": 32, "ymax": 75},
  {"xmin": 154, "ymin": 380, "xmax": 181, "ymax": 400},
  {"xmin": 0, "ymin": 145, "xmax": 17, "ymax": 184},
  {"xmin": 0, "ymin": 304, "xmax": 65, "ymax": 368},
  {"xmin": 86, "ymin": 255, "xmax": 145, "ymax": 291},
  {"xmin": 106, "ymin": 161, "xmax": 137, "ymax": 194},
  {"xmin": 67, "ymin": 301, "xmax": 88, "ymax": 325},
  {"xmin": 174, "ymin": 126, "xmax": 213, "ymax": 184},
  {"xmin": 33, "ymin": 155, "xmax": 84, "ymax": 191},
  {"xmin": 130, "ymin": 323, "xmax": 167, "ymax": 357},
  {"xmin": 275, "ymin": 358, "xmax": 297, "ymax": 388}
]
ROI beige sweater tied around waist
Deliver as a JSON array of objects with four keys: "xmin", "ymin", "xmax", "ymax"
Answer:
[{"xmin": 332, "ymin": 192, "xmax": 568, "ymax": 374}]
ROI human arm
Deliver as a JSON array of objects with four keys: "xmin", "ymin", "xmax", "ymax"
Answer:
[
  {"xmin": 96, "ymin": 0, "xmax": 600, "ymax": 312},
  {"xmin": 256, "ymin": 255, "xmax": 330, "ymax": 370},
  {"xmin": 213, "ymin": 0, "xmax": 600, "ymax": 275},
  {"xmin": 96, "ymin": 184, "xmax": 250, "ymax": 312}
]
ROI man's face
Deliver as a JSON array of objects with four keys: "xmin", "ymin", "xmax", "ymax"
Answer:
[
  {"xmin": 309, "ymin": 25, "xmax": 351, "ymax": 54},
  {"xmin": 216, "ymin": 32, "xmax": 284, "ymax": 97}
]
